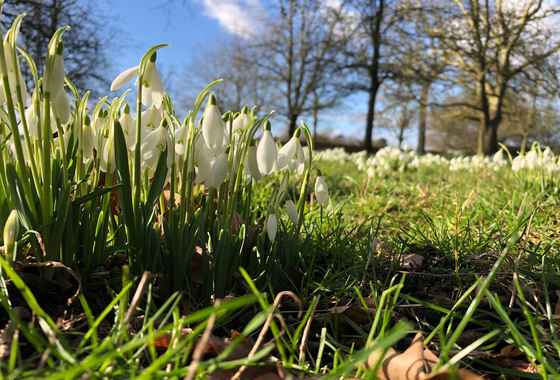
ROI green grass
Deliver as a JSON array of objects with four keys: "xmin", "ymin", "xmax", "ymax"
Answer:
[{"xmin": 2, "ymin": 158, "xmax": 559, "ymax": 378}]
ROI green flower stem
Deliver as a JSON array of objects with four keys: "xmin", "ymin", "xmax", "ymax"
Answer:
[
  {"xmin": 0, "ymin": 43, "xmax": 40, "ymax": 221},
  {"xmin": 134, "ymin": 75, "xmax": 143, "ymax": 211}
]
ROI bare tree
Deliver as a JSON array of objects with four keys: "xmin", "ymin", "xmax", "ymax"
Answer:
[
  {"xmin": 2, "ymin": 0, "xmax": 112, "ymax": 94},
  {"xmin": 337, "ymin": 0, "xmax": 409, "ymax": 152},
  {"xmin": 181, "ymin": 38, "xmax": 270, "ymax": 112},
  {"xmin": 253, "ymin": 0, "xmax": 348, "ymax": 136},
  {"xmin": 426, "ymin": 0, "xmax": 560, "ymax": 154}
]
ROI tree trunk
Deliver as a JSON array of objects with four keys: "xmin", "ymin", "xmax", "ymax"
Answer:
[
  {"xmin": 398, "ymin": 124, "xmax": 405, "ymax": 149},
  {"xmin": 483, "ymin": 121, "xmax": 499, "ymax": 155},
  {"xmin": 520, "ymin": 132, "xmax": 528, "ymax": 154},
  {"xmin": 417, "ymin": 82, "xmax": 430, "ymax": 155},
  {"xmin": 288, "ymin": 113, "xmax": 298, "ymax": 136},
  {"xmin": 312, "ymin": 92, "xmax": 319, "ymax": 140},
  {"xmin": 364, "ymin": 81, "xmax": 379, "ymax": 153}
]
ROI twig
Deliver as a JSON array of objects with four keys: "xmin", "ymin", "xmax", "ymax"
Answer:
[
  {"xmin": 123, "ymin": 271, "xmax": 151, "ymax": 326},
  {"xmin": 298, "ymin": 300, "xmax": 317, "ymax": 364},
  {"xmin": 232, "ymin": 291, "xmax": 302, "ymax": 380},
  {"xmin": 184, "ymin": 300, "xmax": 219, "ymax": 380}
]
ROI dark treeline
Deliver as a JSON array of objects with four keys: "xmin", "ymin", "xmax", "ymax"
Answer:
[{"xmin": 4, "ymin": 0, "xmax": 560, "ymax": 155}]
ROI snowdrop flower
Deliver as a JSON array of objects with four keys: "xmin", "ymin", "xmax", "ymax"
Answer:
[
  {"xmin": 3, "ymin": 209, "xmax": 19, "ymax": 258},
  {"xmin": 141, "ymin": 104, "xmax": 163, "ymax": 132},
  {"xmin": 100, "ymin": 122, "xmax": 116, "ymax": 173},
  {"xmin": 256, "ymin": 121, "xmax": 277, "ymax": 175},
  {"xmin": 110, "ymin": 66, "xmax": 138, "ymax": 91},
  {"xmin": 24, "ymin": 105, "xmax": 39, "ymax": 138},
  {"xmin": 277, "ymin": 129, "xmax": 301, "ymax": 170},
  {"xmin": 1, "ymin": 36, "xmax": 27, "ymax": 106},
  {"xmin": 81, "ymin": 115, "xmax": 96, "ymax": 164},
  {"xmin": 266, "ymin": 214, "xmax": 277, "ymax": 242},
  {"xmin": 110, "ymin": 53, "xmax": 164, "ymax": 108},
  {"xmin": 141, "ymin": 58, "xmax": 165, "ymax": 108},
  {"xmin": 232, "ymin": 107, "xmax": 250, "ymax": 134},
  {"xmin": 119, "ymin": 104, "xmax": 136, "ymax": 151},
  {"xmin": 44, "ymin": 42, "xmax": 70, "ymax": 123},
  {"xmin": 205, "ymin": 152, "xmax": 228, "ymax": 189},
  {"xmin": 141, "ymin": 121, "xmax": 171, "ymax": 174},
  {"xmin": 314, "ymin": 176, "xmax": 329, "ymax": 206},
  {"xmin": 245, "ymin": 143, "xmax": 262, "ymax": 181},
  {"xmin": 202, "ymin": 94, "xmax": 227, "ymax": 155},
  {"xmin": 174, "ymin": 123, "xmax": 190, "ymax": 158},
  {"xmin": 285, "ymin": 200, "xmax": 298, "ymax": 226}
]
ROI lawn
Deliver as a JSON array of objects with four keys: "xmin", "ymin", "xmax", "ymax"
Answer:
[
  {"xmin": 1, "ymin": 23, "xmax": 560, "ymax": 379},
  {"xmin": 2, "ymin": 145, "xmax": 559, "ymax": 378}
]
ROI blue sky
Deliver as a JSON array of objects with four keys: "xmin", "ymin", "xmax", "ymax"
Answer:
[{"xmin": 100, "ymin": 0, "xmax": 410, "ymax": 145}]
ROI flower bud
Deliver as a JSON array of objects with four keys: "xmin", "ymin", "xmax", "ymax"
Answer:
[
  {"xmin": 3, "ymin": 210, "xmax": 20, "ymax": 258},
  {"xmin": 232, "ymin": 110, "xmax": 249, "ymax": 133},
  {"xmin": 119, "ymin": 106, "xmax": 136, "ymax": 151},
  {"xmin": 266, "ymin": 214, "xmax": 277, "ymax": 242},
  {"xmin": 285, "ymin": 200, "xmax": 298, "ymax": 226},
  {"xmin": 314, "ymin": 176, "xmax": 329, "ymax": 206},
  {"xmin": 202, "ymin": 94, "xmax": 226, "ymax": 155},
  {"xmin": 277, "ymin": 129, "xmax": 302, "ymax": 170},
  {"xmin": 245, "ymin": 144, "xmax": 262, "ymax": 180},
  {"xmin": 257, "ymin": 121, "xmax": 277, "ymax": 175},
  {"xmin": 142, "ymin": 60, "xmax": 164, "ymax": 108},
  {"xmin": 206, "ymin": 152, "xmax": 228, "ymax": 189},
  {"xmin": 45, "ymin": 45, "xmax": 65, "ymax": 97}
]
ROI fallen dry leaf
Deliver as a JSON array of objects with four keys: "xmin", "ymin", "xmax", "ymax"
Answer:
[
  {"xmin": 424, "ymin": 368, "xmax": 486, "ymax": 380},
  {"xmin": 401, "ymin": 254, "xmax": 425, "ymax": 271},
  {"xmin": 368, "ymin": 333, "xmax": 485, "ymax": 380}
]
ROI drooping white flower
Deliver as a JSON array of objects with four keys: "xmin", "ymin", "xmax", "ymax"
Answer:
[
  {"xmin": 141, "ymin": 123, "xmax": 171, "ymax": 173},
  {"xmin": 44, "ymin": 44, "xmax": 70, "ymax": 124},
  {"xmin": 245, "ymin": 144, "xmax": 262, "ymax": 180},
  {"xmin": 81, "ymin": 116, "xmax": 96, "ymax": 164},
  {"xmin": 110, "ymin": 66, "xmax": 139, "ymax": 91},
  {"xmin": 232, "ymin": 109, "xmax": 250, "ymax": 134},
  {"xmin": 174, "ymin": 123, "xmax": 189, "ymax": 158},
  {"xmin": 100, "ymin": 123, "xmax": 116, "ymax": 173},
  {"xmin": 119, "ymin": 104, "xmax": 136, "ymax": 151},
  {"xmin": 266, "ymin": 214, "xmax": 277, "ymax": 242},
  {"xmin": 256, "ymin": 121, "xmax": 277, "ymax": 175},
  {"xmin": 25, "ymin": 105, "xmax": 39, "ymax": 138},
  {"xmin": 141, "ymin": 104, "xmax": 163, "ymax": 137},
  {"xmin": 277, "ymin": 129, "xmax": 303, "ymax": 170},
  {"xmin": 93, "ymin": 109, "xmax": 109, "ymax": 154},
  {"xmin": 52, "ymin": 87, "xmax": 70, "ymax": 124},
  {"xmin": 285, "ymin": 200, "xmax": 298, "ymax": 226},
  {"xmin": 141, "ymin": 60, "xmax": 164, "ymax": 108},
  {"xmin": 314, "ymin": 176, "xmax": 329, "ymax": 206},
  {"xmin": 45, "ymin": 47, "xmax": 65, "ymax": 97},
  {"xmin": 2, "ymin": 37, "xmax": 27, "ymax": 105},
  {"xmin": 206, "ymin": 152, "xmax": 228, "ymax": 188},
  {"xmin": 110, "ymin": 53, "xmax": 164, "ymax": 108},
  {"xmin": 201, "ymin": 94, "xmax": 226, "ymax": 155}
]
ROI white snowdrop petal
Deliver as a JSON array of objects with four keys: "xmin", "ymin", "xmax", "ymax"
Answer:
[
  {"xmin": 257, "ymin": 130, "xmax": 277, "ymax": 175},
  {"xmin": 266, "ymin": 214, "xmax": 278, "ymax": 242},
  {"xmin": 110, "ymin": 65, "xmax": 139, "ymax": 91},
  {"xmin": 202, "ymin": 104, "xmax": 226, "ymax": 155}
]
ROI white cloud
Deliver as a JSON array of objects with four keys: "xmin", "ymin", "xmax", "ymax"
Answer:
[{"xmin": 200, "ymin": 0, "xmax": 266, "ymax": 38}]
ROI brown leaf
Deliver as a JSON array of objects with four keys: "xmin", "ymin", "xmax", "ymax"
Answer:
[
  {"xmin": 498, "ymin": 345, "xmax": 523, "ymax": 358},
  {"xmin": 163, "ymin": 189, "xmax": 182, "ymax": 207},
  {"xmin": 370, "ymin": 333, "xmax": 485, "ymax": 380},
  {"xmin": 378, "ymin": 333, "xmax": 434, "ymax": 380},
  {"xmin": 401, "ymin": 254, "xmax": 425, "ymax": 271},
  {"xmin": 424, "ymin": 368, "xmax": 485, "ymax": 380}
]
